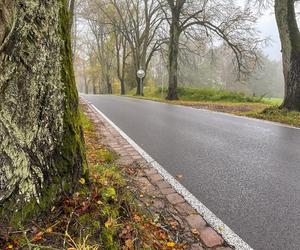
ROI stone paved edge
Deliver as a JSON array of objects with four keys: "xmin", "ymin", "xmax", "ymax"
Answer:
[{"xmin": 81, "ymin": 97, "xmax": 252, "ymax": 250}]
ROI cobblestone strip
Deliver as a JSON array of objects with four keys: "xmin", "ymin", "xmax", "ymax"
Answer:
[{"xmin": 81, "ymin": 99, "xmax": 233, "ymax": 250}]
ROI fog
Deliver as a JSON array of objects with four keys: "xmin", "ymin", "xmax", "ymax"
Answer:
[{"xmin": 74, "ymin": 0, "xmax": 285, "ymax": 98}]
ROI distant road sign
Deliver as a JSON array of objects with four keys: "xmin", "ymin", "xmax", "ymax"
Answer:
[{"xmin": 137, "ymin": 69, "xmax": 145, "ymax": 79}]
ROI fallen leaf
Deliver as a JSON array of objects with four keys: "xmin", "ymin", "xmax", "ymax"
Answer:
[
  {"xmin": 45, "ymin": 227, "xmax": 53, "ymax": 233},
  {"xmin": 79, "ymin": 178, "xmax": 86, "ymax": 185},
  {"xmin": 78, "ymin": 201, "xmax": 90, "ymax": 213},
  {"xmin": 167, "ymin": 241, "xmax": 175, "ymax": 247},
  {"xmin": 125, "ymin": 239, "xmax": 134, "ymax": 249},
  {"xmin": 169, "ymin": 220, "xmax": 178, "ymax": 229},
  {"xmin": 176, "ymin": 174, "xmax": 183, "ymax": 179},
  {"xmin": 133, "ymin": 214, "xmax": 142, "ymax": 222},
  {"xmin": 32, "ymin": 231, "xmax": 43, "ymax": 242},
  {"xmin": 191, "ymin": 228, "xmax": 200, "ymax": 235}
]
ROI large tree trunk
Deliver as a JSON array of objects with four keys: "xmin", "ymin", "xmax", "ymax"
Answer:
[
  {"xmin": 167, "ymin": 12, "xmax": 180, "ymax": 100},
  {"xmin": 84, "ymin": 76, "xmax": 89, "ymax": 94},
  {"xmin": 68, "ymin": 0, "xmax": 75, "ymax": 30},
  {"xmin": 134, "ymin": 52, "xmax": 145, "ymax": 96},
  {"xmin": 136, "ymin": 77, "xmax": 144, "ymax": 96},
  {"xmin": 106, "ymin": 74, "xmax": 113, "ymax": 94},
  {"xmin": 120, "ymin": 40, "xmax": 127, "ymax": 95},
  {"xmin": 136, "ymin": 77, "xmax": 141, "ymax": 96},
  {"xmin": 115, "ymin": 33, "xmax": 127, "ymax": 95},
  {"xmin": 275, "ymin": 0, "xmax": 300, "ymax": 111},
  {"xmin": 120, "ymin": 79, "xmax": 126, "ymax": 95},
  {"xmin": 0, "ymin": 0, "xmax": 85, "ymax": 221},
  {"xmin": 0, "ymin": 1, "xmax": 14, "ymax": 44},
  {"xmin": 120, "ymin": 45, "xmax": 127, "ymax": 95}
]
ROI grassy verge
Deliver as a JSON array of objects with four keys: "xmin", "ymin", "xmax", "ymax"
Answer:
[
  {"xmin": 236, "ymin": 107, "xmax": 300, "ymax": 127},
  {"xmin": 1, "ymin": 111, "xmax": 184, "ymax": 250},
  {"xmin": 128, "ymin": 86, "xmax": 268, "ymax": 103},
  {"xmin": 126, "ymin": 86, "xmax": 300, "ymax": 127}
]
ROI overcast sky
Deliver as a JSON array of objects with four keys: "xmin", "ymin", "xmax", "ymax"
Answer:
[{"xmin": 257, "ymin": 10, "xmax": 281, "ymax": 61}]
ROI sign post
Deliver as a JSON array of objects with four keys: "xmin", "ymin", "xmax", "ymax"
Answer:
[{"xmin": 137, "ymin": 69, "xmax": 145, "ymax": 96}]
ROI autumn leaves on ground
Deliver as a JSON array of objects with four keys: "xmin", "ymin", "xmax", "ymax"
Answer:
[{"xmin": 0, "ymin": 109, "xmax": 184, "ymax": 250}]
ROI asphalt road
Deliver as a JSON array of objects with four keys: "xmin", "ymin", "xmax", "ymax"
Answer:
[{"xmin": 83, "ymin": 95, "xmax": 300, "ymax": 250}]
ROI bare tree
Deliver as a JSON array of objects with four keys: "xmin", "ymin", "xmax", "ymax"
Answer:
[
  {"xmin": 100, "ymin": 0, "xmax": 165, "ymax": 95},
  {"xmin": 88, "ymin": 19, "xmax": 114, "ymax": 94},
  {"xmin": 114, "ymin": 28, "xmax": 130, "ymax": 95},
  {"xmin": 162, "ymin": 0, "xmax": 263, "ymax": 100},
  {"xmin": 79, "ymin": 1, "xmax": 115, "ymax": 94}
]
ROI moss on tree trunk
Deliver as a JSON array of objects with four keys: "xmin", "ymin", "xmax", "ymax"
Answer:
[{"xmin": 0, "ymin": 0, "xmax": 85, "ymax": 223}]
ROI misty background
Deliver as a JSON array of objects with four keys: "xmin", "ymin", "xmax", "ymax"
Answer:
[{"xmin": 74, "ymin": 1, "xmax": 285, "ymax": 99}]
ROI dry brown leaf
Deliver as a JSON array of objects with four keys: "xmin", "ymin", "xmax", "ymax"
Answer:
[
  {"xmin": 45, "ymin": 227, "xmax": 53, "ymax": 233},
  {"xmin": 191, "ymin": 228, "xmax": 200, "ymax": 235},
  {"xmin": 176, "ymin": 174, "xmax": 183, "ymax": 179},
  {"xmin": 125, "ymin": 239, "xmax": 134, "ymax": 249},
  {"xmin": 133, "ymin": 214, "xmax": 142, "ymax": 222},
  {"xmin": 169, "ymin": 220, "xmax": 178, "ymax": 229},
  {"xmin": 31, "ymin": 232, "xmax": 43, "ymax": 242}
]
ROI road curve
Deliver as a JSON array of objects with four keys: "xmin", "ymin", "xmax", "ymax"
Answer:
[{"xmin": 82, "ymin": 94, "xmax": 300, "ymax": 250}]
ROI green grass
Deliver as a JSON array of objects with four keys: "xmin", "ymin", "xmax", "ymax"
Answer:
[
  {"xmin": 130, "ymin": 86, "xmax": 264, "ymax": 103},
  {"xmin": 80, "ymin": 110, "xmax": 94, "ymax": 132},
  {"xmin": 130, "ymin": 86, "xmax": 285, "ymax": 105},
  {"xmin": 262, "ymin": 97, "xmax": 283, "ymax": 106},
  {"xmin": 127, "ymin": 86, "xmax": 300, "ymax": 127},
  {"xmin": 176, "ymin": 87, "xmax": 262, "ymax": 102},
  {"xmin": 244, "ymin": 107, "xmax": 300, "ymax": 127}
]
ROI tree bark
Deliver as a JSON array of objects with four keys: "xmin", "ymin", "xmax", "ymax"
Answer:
[
  {"xmin": 84, "ymin": 75, "xmax": 89, "ymax": 94},
  {"xmin": 136, "ymin": 76, "xmax": 141, "ymax": 96},
  {"xmin": 68, "ymin": 0, "xmax": 75, "ymax": 30},
  {"xmin": 120, "ymin": 39, "xmax": 127, "ymax": 95},
  {"xmin": 275, "ymin": 0, "xmax": 300, "ymax": 111},
  {"xmin": 115, "ymin": 31, "xmax": 127, "ymax": 95},
  {"xmin": 106, "ymin": 74, "xmax": 113, "ymax": 94},
  {"xmin": 166, "ymin": 9, "xmax": 181, "ymax": 100},
  {"xmin": 120, "ymin": 79, "xmax": 126, "ymax": 95},
  {"xmin": 136, "ymin": 76, "xmax": 145, "ymax": 96},
  {"xmin": 134, "ymin": 57, "xmax": 144, "ymax": 96},
  {"xmin": 0, "ymin": 0, "xmax": 85, "ymax": 220},
  {"xmin": 0, "ymin": 0, "xmax": 14, "ymax": 44}
]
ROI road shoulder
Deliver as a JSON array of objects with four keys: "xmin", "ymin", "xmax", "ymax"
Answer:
[{"xmin": 81, "ymin": 97, "xmax": 237, "ymax": 250}]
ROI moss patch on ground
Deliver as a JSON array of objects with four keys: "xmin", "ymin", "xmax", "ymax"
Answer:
[{"xmin": 0, "ymin": 110, "xmax": 185, "ymax": 250}]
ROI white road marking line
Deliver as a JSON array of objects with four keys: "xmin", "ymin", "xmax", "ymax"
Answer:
[{"xmin": 85, "ymin": 99, "xmax": 253, "ymax": 250}]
